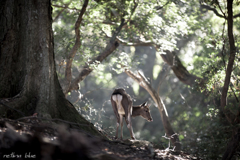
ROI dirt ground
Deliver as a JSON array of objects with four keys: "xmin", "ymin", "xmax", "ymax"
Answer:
[{"xmin": 0, "ymin": 118, "xmax": 200, "ymax": 160}]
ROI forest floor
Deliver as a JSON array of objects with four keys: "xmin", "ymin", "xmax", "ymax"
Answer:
[{"xmin": 0, "ymin": 118, "xmax": 200, "ymax": 160}]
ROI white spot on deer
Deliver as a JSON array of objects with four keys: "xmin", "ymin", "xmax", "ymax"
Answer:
[{"xmin": 112, "ymin": 94, "xmax": 125, "ymax": 114}]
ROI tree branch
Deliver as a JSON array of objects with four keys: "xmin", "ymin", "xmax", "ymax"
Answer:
[
  {"xmin": 233, "ymin": 13, "xmax": 240, "ymax": 18},
  {"xmin": 66, "ymin": 19, "xmax": 126, "ymax": 94},
  {"xmin": 63, "ymin": 0, "xmax": 139, "ymax": 95},
  {"xmin": 126, "ymin": 0, "xmax": 138, "ymax": 24},
  {"xmin": 160, "ymin": 50, "xmax": 203, "ymax": 87},
  {"xmin": 155, "ymin": 1, "xmax": 170, "ymax": 10},
  {"xmin": 63, "ymin": 0, "xmax": 89, "ymax": 95},
  {"xmin": 123, "ymin": 66, "xmax": 181, "ymax": 150},
  {"xmin": 216, "ymin": 0, "xmax": 226, "ymax": 18},
  {"xmin": 53, "ymin": 0, "xmax": 73, "ymax": 22},
  {"xmin": 201, "ymin": 4, "xmax": 226, "ymax": 19},
  {"xmin": 115, "ymin": 36, "xmax": 203, "ymax": 87}
]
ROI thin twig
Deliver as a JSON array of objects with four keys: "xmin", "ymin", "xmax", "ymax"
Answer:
[
  {"xmin": 155, "ymin": 0, "xmax": 170, "ymax": 10},
  {"xmin": 216, "ymin": 0, "xmax": 226, "ymax": 18},
  {"xmin": 53, "ymin": 0, "xmax": 73, "ymax": 22}
]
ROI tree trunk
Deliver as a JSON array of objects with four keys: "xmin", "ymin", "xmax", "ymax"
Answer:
[
  {"xmin": 220, "ymin": 0, "xmax": 236, "ymax": 123},
  {"xmin": 221, "ymin": 0, "xmax": 239, "ymax": 159},
  {"xmin": 0, "ymin": 0, "xmax": 101, "ymax": 137}
]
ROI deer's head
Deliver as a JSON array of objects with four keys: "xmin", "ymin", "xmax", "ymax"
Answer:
[{"xmin": 139, "ymin": 102, "xmax": 153, "ymax": 122}]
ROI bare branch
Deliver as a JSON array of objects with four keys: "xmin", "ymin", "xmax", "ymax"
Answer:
[
  {"xmin": 161, "ymin": 50, "xmax": 203, "ymax": 87},
  {"xmin": 233, "ymin": 13, "xmax": 240, "ymax": 18},
  {"xmin": 53, "ymin": 0, "xmax": 73, "ymax": 22},
  {"xmin": 155, "ymin": 0, "xmax": 170, "ymax": 10},
  {"xmin": 66, "ymin": 19, "xmax": 126, "ymax": 94},
  {"xmin": 123, "ymin": 67, "xmax": 181, "ymax": 150},
  {"xmin": 201, "ymin": 4, "xmax": 226, "ymax": 19},
  {"xmin": 116, "ymin": 36, "xmax": 203, "ymax": 88},
  {"xmin": 63, "ymin": 0, "xmax": 89, "ymax": 95},
  {"xmin": 216, "ymin": 0, "xmax": 226, "ymax": 17}
]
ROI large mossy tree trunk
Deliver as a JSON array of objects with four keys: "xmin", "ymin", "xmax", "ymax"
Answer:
[{"xmin": 0, "ymin": 0, "xmax": 101, "ymax": 136}]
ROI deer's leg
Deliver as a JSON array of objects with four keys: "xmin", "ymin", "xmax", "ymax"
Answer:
[
  {"xmin": 125, "ymin": 118, "xmax": 136, "ymax": 139},
  {"xmin": 119, "ymin": 115, "xmax": 123, "ymax": 140},
  {"xmin": 123, "ymin": 105, "xmax": 135, "ymax": 140},
  {"xmin": 115, "ymin": 114, "xmax": 120, "ymax": 139},
  {"xmin": 111, "ymin": 97, "xmax": 121, "ymax": 139},
  {"xmin": 125, "ymin": 114, "xmax": 135, "ymax": 140}
]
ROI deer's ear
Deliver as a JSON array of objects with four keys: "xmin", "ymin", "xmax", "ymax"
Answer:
[{"xmin": 141, "ymin": 102, "xmax": 148, "ymax": 107}]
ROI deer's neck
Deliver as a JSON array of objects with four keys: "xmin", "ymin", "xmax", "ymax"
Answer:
[{"xmin": 132, "ymin": 106, "xmax": 142, "ymax": 117}]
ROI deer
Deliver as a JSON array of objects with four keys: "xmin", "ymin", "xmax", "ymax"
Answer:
[{"xmin": 111, "ymin": 88, "xmax": 153, "ymax": 140}]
